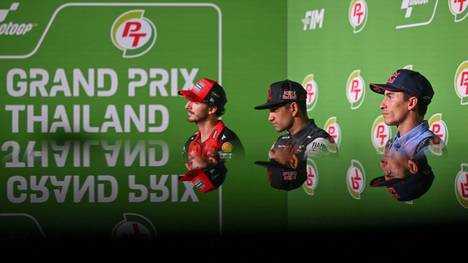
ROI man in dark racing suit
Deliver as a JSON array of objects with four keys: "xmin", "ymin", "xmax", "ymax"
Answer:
[
  {"xmin": 179, "ymin": 78, "xmax": 243, "ymax": 192},
  {"xmin": 255, "ymin": 79, "xmax": 336, "ymax": 168}
]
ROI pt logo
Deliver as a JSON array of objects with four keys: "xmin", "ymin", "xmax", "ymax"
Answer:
[
  {"xmin": 396, "ymin": 0, "xmax": 438, "ymax": 29},
  {"xmin": 371, "ymin": 115, "xmax": 392, "ymax": 154},
  {"xmin": 449, "ymin": 0, "xmax": 468, "ymax": 22},
  {"xmin": 349, "ymin": 0, "xmax": 368, "ymax": 33},
  {"xmin": 455, "ymin": 163, "xmax": 468, "ymax": 208},
  {"xmin": 324, "ymin": 116, "xmax": 341, "ymax": 147},
  {"xmin": 112, "ymin": 213, "xmax": 157, "ymax": 240},
  {"xmin": 428, "ymin": 113, "xmax": 448, "ymax": 156},
  {"xmin": 454, "ymin": 60, "xmax": 468, "ymax": 105},
  {"xmin": 302, "ymin": 8, "xmax": 325, "ymax": 30},
  {"xmin": 346, "ymin": 160, "xmax": 366, "ymax": 199},
  {"xmin": 346, "ymin": 69, "xmax": 366, "ymax": 109},
  {"xmin": 302, "ymin": 74, "xmax": 319, "ymax": 112},
  {"xmin": 111, "ymin": 10, "xmax": 157, "ymax": 58},
  {"xmin": 303, "ymin": 158, "xmax": 319, "ymax": 196}
]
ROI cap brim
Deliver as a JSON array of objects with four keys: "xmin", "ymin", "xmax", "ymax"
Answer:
[
  {"xmin": 369, "ymin": 83, "xmax": 402, "ymax": 95},
  {"xmin": 254, "ymin": 160, "xmax": 291, "ymax": 170},
  {"xmin": 178, "ymin": 90, "xmax": 204, "ymax": 102},
  {"xmin": 254, "ymin": 100, "xmax": 289, "ymax": 110},
  {"xmin": 369, "ymin": 176, "xmax": 403, "ymax": 187}
]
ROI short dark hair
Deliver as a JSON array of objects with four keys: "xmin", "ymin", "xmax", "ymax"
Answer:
[
  {"xmin": 215, "ymin": 106, "xmax": 225, "ymax": 117},
  {"xmin": 403, "ymin": 93, "xmax": 428, "ymax": 117}
]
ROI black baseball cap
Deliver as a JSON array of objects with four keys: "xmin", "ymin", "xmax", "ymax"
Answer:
[
  {"xmin": 369, "ymin": 69, "xmax": 434, "ymax": 105},
  {"xmin": 369, "ymin": 157, "xmax": 434, "ymax": 202},
  {"xmin": 255, "ymin": 159, "xmax": 306, "ymax": 191},
  {"xmin": 178, "ymin": 78, "xmax": 227, "ymax": 109},
  {"xmin": 254, "ymin": 79, "xmax": 307, "ymax": 110}
]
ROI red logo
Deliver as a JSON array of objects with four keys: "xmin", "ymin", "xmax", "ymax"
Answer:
[
  {"xmin": 387, "ymin": 72, "xmax": 400, "ymax": 84},
  {"xmin": 387, "ymin": 187, "xmax": 400, "ymax": 200},
  {"xmin": 353, "ymin": 2, "xmax": 364, "ymax": 25},
  {"xmin": 351, "ymin": 79, "xmax": 361, "ymax": 101},
  {"xmin": 460, "ymin": 173, "xmax": 468, "ymax": 198},
  {"xmin": 327, "ymin": 125, "xmax": 337, "ymax": 143},
  {"xmin": 351, "ymin": 168, "xmax": 362, "ymax": 190},
  {"xmin": 267, "ymin": 88, "xmax": 272, "ymax": 101},
  {"xmin": 305, "ymin": 82, "xmax": 315, "ymax": 103},
  {"xmin": 123, "ymin": 21, "xmax": 147, "ymax": 48},
  {"xmin": 306, "ymin": 166, "xmax": 316, "ymax": 187},
  {"xmin": 455, "ymin": 0, "xmax": 468, "ymax": 12},
  {"xmin": 375, "ymin": 124, "xmax": 388, "ymax": 145},
  {"xmin": 460, "ymin": 71, "xmax": 468, "ymax": 95}
]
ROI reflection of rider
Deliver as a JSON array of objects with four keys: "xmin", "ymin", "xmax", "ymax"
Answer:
[
  {"xmin": 179, "ymin": 162, "xmax": 227, "ymax": 193},
  {"xmin": 370, "ymin": 145, "xmax": 434, "ymax": 201},
  {"xmin": 255, "ymin": 159, "xmax": 307, "ymax": 191},
  {"xmin": 179, "ymin": 78, "xmax": 243, "ymax": 192}
]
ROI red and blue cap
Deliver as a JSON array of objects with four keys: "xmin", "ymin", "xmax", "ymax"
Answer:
[{"xmin": 369, "ymin": 69, "xmax": 434, "ymax": 105}]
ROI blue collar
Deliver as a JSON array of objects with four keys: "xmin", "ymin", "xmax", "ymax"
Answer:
[{"xmin": 395, "ymin": 121, "xmax": 429, "ymax": 142}]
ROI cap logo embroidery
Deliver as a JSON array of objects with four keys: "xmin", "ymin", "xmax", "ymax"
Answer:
[
  {"xmin": 194, "ymin": 82, "xmax": 205, "ymax": 92},
  {"xmin": 282, "ymin": 90, "xmax": 297, "ymax": 100},
  {"xmin": 267, "ymin": 88, "xmax": 273, "ymax": 101},
  {"xmin": 387, "ymin": 72, "xmax": 400, "ymax": 84}
]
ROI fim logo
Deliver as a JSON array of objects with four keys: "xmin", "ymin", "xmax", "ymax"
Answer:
[
  {"xmin": 302, "ymin": 74, "xmax": 319, "ymax": 112},
  {"xmin": 428, "ymin": 113, "xmax": 448, "ymax": 156},
  {"xmin": 449, "ymin": 0, "xmax": 468, "ymax": 22},
  {"xmin": 454, "ymin": 60, "xmax": 468, "ymax": 105},
  {"xmin": 302, "ymin": 8, "xmax": 325, "ymax": 31},
  {"xmin": 303, "ymin": 158, "xmax": 319, "ymax": 196},
  {"xmin": 111, "ymin": 10, "xmax": 157, "ymax": 58},
  {"xmin": 346, "ymin": 160, "xmax": 366, "ymax": 200},
  {"xmin": 349, "ymin": 0, "xmax": 368, "ymax": 33},
  {"xmin": 346, "ymin": 69, "xmax": 366, "ymax": 110},
  {"xmin": 112, "ymin": 213, "xmax": 157, "ymax": 240},
  {"xmin": 371, "ymin": 114, "xmax": 392, "ymax": 154},
  {"xmin": 324, "ymin": 116, "xmax": 341, "ymax": 147},
  {"xmin": 396, "ymin": 0, "xmax": 438, "ymax": 29},
  {"xmin": 0, "ymin": 2, "xmax": 35, "ymax": 36},
  {"xmin": 455, "ymin": 163, "xmax": 468, "ymax": 209}
]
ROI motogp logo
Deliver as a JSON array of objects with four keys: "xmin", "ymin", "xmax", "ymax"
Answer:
[
  {"xmin": 346, "ymin": 69, "xmax": 366, "ymax": 109},
  {"xmin": 371, "ymin": 115, "xmax": 392, "ymax": 154},
  {"xmin": 302, "ymin": 74, "xmax": 319, "ymax": 112},
  {"xmin": 111, "ymin": 10, "xmax": 157, "ymax": 58},
  {"xmin": 349, "ymin": 0, "xmax": 368, "ymax": 33}
]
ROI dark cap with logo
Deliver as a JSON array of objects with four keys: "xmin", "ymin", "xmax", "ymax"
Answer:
[
  {"xmin": 255, "ymin": 159, "xmax": 306, "ymax": 191},
  {"xmin": 369, "ymin": 69, "xmax": 434, "ymax": 105},
  {"xmin": 254, "ymin": 79, "xmax": 307, "ymax": 110},
  {"xmin": 178, "ymin": 78, "xmax": 227, "ymax": 109},
  {"xmin": 369, "ymin": 157, "xmax": 434, "ymax": 202}
]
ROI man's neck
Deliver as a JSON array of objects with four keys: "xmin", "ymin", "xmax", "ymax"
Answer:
[
  {"xmin": 397, "ymin": 117, "xmax": 422, "ymax": 137},
  {"xmin": 198, "ymin": 117, "xmax": 219, "ymax": 142},
  {"xmin": 288, "ymin": 117, "xmax": 309, "ymax": 136}
]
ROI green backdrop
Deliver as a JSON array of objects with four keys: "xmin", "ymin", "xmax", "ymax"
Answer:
[{"xmin": 0, "ymin": 0, "xmax": 466, "ymax": 240}]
